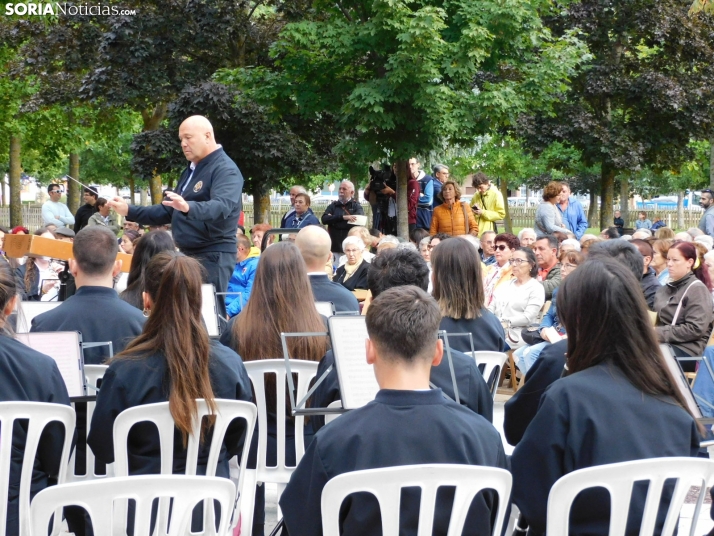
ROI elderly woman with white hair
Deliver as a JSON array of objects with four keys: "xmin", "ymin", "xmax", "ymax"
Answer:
[
  {"xmin": 518, "ymin": 228, "xmax": 537, "ymax": 247},
  {"xmin": 560, "ymin": 238, "xmax": 581, "ymax": 253},
  {"xmin": 334, "ymin": 236, "xmax": 370, "ymax": 290}
]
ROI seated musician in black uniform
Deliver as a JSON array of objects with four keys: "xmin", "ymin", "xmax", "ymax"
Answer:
[
  {"xmin": 510, "ymin": 259, "xmax": 702, "ymax": 536},
  {"xmin": 87, "ymin": 252, "xmax": 252, "ymax": 530},
  {"xmin": 30, "ymin": 226, "xmax": 146, "ymax": 364},
  {"xmin": 280, "ymin": 286, "xmax": 507, "ymax": 535},
  {"xmin": 312, "ymin": 248, "xmax": 493, "ymax": 426},
  {"xmin": 0, "ymin": 261, "xmax": 71, "ymax": 536}
]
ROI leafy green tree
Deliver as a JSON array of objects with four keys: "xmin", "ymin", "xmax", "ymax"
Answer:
[
  {"xmin": 220, "ymin": 0, "xmax": 590, "ymax": 237},
  {"xmin": 518, "ymin": 0, "xmax": 714, "ymax": 229}
]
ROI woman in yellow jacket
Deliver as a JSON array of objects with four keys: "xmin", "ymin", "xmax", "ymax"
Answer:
[{"xmin": 429, "ymin": 180, "xmax": 479, "ymax": 237}]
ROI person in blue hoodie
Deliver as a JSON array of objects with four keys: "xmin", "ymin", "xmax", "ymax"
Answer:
[
  {"xmin": 226, "ymin": 234, "xmax": 260, "ymax": 317},
  {"xmin": 286, "ymin": 193, "xmax": 320, "ymax": 229}
]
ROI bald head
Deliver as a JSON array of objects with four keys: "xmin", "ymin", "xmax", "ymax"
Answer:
[
  {"xmin": 296, "ymin": 226, "xmax": 332, "ymax": 271},
  {"xmin": 179, "ymin": 115, "xmax": 218, "ymax": 164}
]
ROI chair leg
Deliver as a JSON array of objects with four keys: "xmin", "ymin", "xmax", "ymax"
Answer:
[{"xmin": 508, "ymin": 351, "xmax": 518, "ymax": 390}]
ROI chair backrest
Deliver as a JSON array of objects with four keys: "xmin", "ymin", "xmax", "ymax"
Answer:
[
  {"xmin": 315, "ymin": 301, "xmax": 335, "ymax": 317},
  {"xmin": 243, "ymin": 359, "xmax": 318, "ymax": 483},
  {"xmin": 30, "ymin": 475, "xmax": 236, "ymax": 536},
  {"xmin": 469, "ymin": 351, "xmax": 508, "ymax": 397},
  {"xmin": 324, "ymin": 400, "xmax": 342, "ymax": 425},
  {"xmin": 68, "ymin": 364, "xmax": 109, "ymax": 483},
  {"xmin": 201, "ymin": 283, "xmax": 220, "ymax": 337},
  {"xmin": 113, "ymin": 399, "xmax": 257, "ymax": 478},
  {"xmin": 321, "ymin": 464, "xmax": 512, "ymax": 536},
  {"xmin": 0, "ymin": 401, "xmax": 75, "ymax": 536},
  {"xmin": 546, "ymin": 457, "xmax": 714, "ymax": 536}
]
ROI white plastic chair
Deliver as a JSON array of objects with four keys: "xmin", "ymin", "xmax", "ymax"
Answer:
[
  {"xmin": 546, "ymin": 457, "xmax": 714, "ymax": 536},
  {"xmin": 321, "ymin": 464, "xmax": 513, "ymax": 536},
  {"xmin": 240, "ymin": 359, "xmax": 319, "ymax": 535},
  {"xmin": 0, "ymin": 401, "xmax": 75, "ymax": 536},
  {"xmin": 314, "ymin": 301, "xmax": 335, "ymax": 317},
  {"xmin": 30, "ymin": 475, "xmax": 236, "ymax": 536},
  {"xmin": 68, "ymin": 364, "xmax": 110, "ymax": 482},
  {"xmin": 324, "ymin": 400, "xmax": 342, "ymax": 425},
  {"xmin": 112, "ymin": 399, "xmax": 257, "ymax": 536},
  {"xmin": 469, "ymin": 351, "xmax": 508, "ymax": 398}
]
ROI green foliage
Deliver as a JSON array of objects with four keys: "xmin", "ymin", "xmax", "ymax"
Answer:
[{"xmin": 218, "ymin": 0, "xmax": 590, "ymax": 164}]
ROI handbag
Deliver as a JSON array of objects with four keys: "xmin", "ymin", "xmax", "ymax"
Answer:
[
  {"xmin": 520, "ymin": 326, "xmax": 545, "ymax": 346},
  {"xmin": 462, "ymin": 202, "xmax": 471, "ymax": 234}
]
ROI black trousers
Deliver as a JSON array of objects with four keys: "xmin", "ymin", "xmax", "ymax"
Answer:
[{"xmin": 183, "ymin": 249, "xmax": 236, "ymax": 319}]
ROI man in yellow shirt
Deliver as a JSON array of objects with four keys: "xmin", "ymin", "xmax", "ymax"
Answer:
[{"xmin": 469, "ymin": 172, "xmax": 506, "ymax": 237}]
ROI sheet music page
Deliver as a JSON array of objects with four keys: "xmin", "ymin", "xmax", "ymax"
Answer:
[
  {"xmin": 329, "ymin": 316, "xmax": 379, "ymax": 409},
  {"xmin": 201, "ymin": 284, "xmax": 219, "ymax": 337},
  {"xmin": 16, "ymin": 332, "xmax": 84, "ymax": 398},
  {"xmin": 17, "ymin": 302, "xmax": 62, "ymax": 333}
]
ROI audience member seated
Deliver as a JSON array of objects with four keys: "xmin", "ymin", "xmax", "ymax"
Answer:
[
  {"xmin": 286, "ymin": 192, "xmax": 320, "ymax": 229},
  {"xmin": 31, "ymin": 226, "xmax": 146, "ymax": 364},
  {"xmin": 518, "ymin": 227, "xmax": 537, "ymax": 248},
  {"xmin": 334, "ymin": 236, "xmax": 369, "ymax": 291},
  {"xmin": 489, "ymin": 247, "xmax": 545, "ymax": 348},
  {"xmin": 511, "ymin": 259, "xmax": 702, "ymax": 536},
  {"xmin": 280, "ymin": 286, "xmax": 507, "ymax": 536},
  {"xmin": 631, "ymin": 228, "xmax": 652, "ymax": 240},
  {"xmin": 119, "ymin": 229, "xmax": 140, "ymax": 254},
  {"xmin": 312, "ymin": 248, "xmax": 495, "ymax": 429},
  {"xmin": 631, "ymin": 238, "xmax": 660, "ymax": 310},
  {"xmin": 579, "ymin": 233, "xmax": 599, "ymax": 253},
  {"xmin": 513, "ymin": 250, "xmax": 582, "ymax": 373},
  {"xmin": 533, "ymin": 235, "xmax": 561, "ymax": 300},
  {"xmin": 483, "ymin": 232, "xmax": 518, "ymax": 307},
  {"xmin": 296, "ymin": 226, "xmax": 359, "ymax": 313},
  {"xmin": 0, "ymin": 261, "xmax": 71, "ymax": 536},
  {"xmin": 15, "ymin": 227, "xmax": 61, "ymax": 301},
  {"xmin": 87, "ymin": 197, "xmax": 121, "ymax": 236},
  {"xmin": 652, "ymin": 238, "xmax": 673, "ymax": 284},
  {"xmin": 654, "ymin": 241, "xmax": 713, "ymax": 370},
  {"xmin": 250, "ymin": 223, "xmax": 274, "ymax": 250},
  {"xmin": 337, "ymin": 226, "xmax": 376, "ymax": 267},
  {"xmin": 432, "ymin": 239, "xmax": 505, "ymax": 353},
  {"xmin": 120, "ymin": 230, "xmax": 176, "ymax": 310},
  {"xmin": 600, "ymin": 226, "xmax": 621, "ymax": 239},
  {"xmin": 480, "ymin": 230, "xmax": 496, "ymax": 265},
  {"xmin": 88, "ymin": 252, "xmax": 252, "ymax": 530},
  {"xmin": 55, "ymin": 227, "xmax": 75, "ymax": 242},
  {"xmin": 219, "ymin": 241, "xmax": 327, "ymax": 536},
  {"xmin": 226, "ymin": 234, "xmax": 260, "ymax": 317},
  {"xmin": 559, "ymin": 238, "xmax": 580, "ymax": 253},
  {"xmin": 655, "ymin": 227, "xmax": 675, "ymax": 240},
  {"xmin": 674, "ymin": 231, "xmax": 693, "ymax": 242}
]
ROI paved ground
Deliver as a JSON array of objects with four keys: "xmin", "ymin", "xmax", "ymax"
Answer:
[{"xmin": 263, "ymin": 394, "xmax": 713, "ymax": 535}]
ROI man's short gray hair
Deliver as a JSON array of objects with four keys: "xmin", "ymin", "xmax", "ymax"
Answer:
[
  {"xmin": 432, "ymin": 164, "xmax": 449, "ymax": 174},
  {"xmin": 340, "ymin": 180, "xmax": 355, "ymax": 192},
  {"xmin": 457, "ymin": 234, "xmax": 481, "ymax": 251},
  {"xmin": 380, "ymin": 235, "xmax": 400, "ymax": 246},
  {"xmin": 518, "ymin": 228, "xmax": 536, "ymax": 240},
  {"xmin": 632, "ymin": 229, "xmax": 652, "ymax": 239},
  {"xmin": 290, "ymin": 185, "xmax": 307, "ymax": 194}
]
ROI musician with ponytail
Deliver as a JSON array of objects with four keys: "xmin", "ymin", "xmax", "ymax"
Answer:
[{"xmin": 88, "ymin": 251, "xmax": 252, "ymax": 479}]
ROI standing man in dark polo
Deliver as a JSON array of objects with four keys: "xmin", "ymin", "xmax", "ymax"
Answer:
[
  {"xmin": 321, "ymin": 180, "xmax": 364, "ymax": 258},
  {"xmin": 108, "ymin": 115, "xmax": 243, "ymax": 316},
  {"xmin": 74, "ymin": 187, "xmax": 99, "ymax": 232}
]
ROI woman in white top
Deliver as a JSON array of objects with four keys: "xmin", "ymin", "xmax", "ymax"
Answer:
[{"xmin": 490, "ymin": 246, "xmax": 545, "ymax": 348}]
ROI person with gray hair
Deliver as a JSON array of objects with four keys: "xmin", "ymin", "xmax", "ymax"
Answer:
[
  {"xmin": 334, "ymin": 235, "xmax": 369, "ymax": 290},
  {"xmin": 560, "ymin": 238, "xmax": 581, "ymax": 253},
  {"xmin": 631, "ymin": 228, "xmax": 652, "ymax": 240},
  {"xmin": 280, "ymin": 185, "xmax": 308, "ymax": 228},
  {"xmin": 431, "ymin": 164, "xmax": 448, "ymax": 208},
  {"xmin": 518, "ymin": 228, "xmax": 537, "ymax": 247},
  {"xmin": 321, "ymin": 180, "xmax": 365, "ymax": 255}
]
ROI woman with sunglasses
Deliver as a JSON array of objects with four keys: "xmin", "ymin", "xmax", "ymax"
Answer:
[
  {"xmin": 489, "ymin": 247, "xmax": 545, "ymax": 348},
  {"xmin": 484, "ymin": 233, "xmax": 519, "ymax": 308}
]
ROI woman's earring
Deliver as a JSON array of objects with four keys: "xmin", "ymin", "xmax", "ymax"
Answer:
[{"xmin": 142, "ymin": 308, "xmax": 150, "ymax": 318}]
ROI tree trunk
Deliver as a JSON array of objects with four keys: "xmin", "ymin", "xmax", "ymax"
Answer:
[
  {"xmin": 140, "ymin": 186, "xmax": 148, "ymax": 206},
  {"xmin": 252, "ymin": 182, "xmax": 270, "ymax": 225},
  {"xmin": 710, "ymin": 137, "xmax": 714, "ymax": 190},
  {"xmin": 128, "ymin": 174, "xmax": 135, "ymax": 205},
  {"xmin": 140, "ymin": 103, "xmax": 168, "ymax": 204},
  {"xmin": 588, "ymin": 188, "xmax": 597, "ymax": 227},
  {"xmin": 395, "ymin": 160, "xmax": 409, "ymax": 239},
  {"xmin": 619, "ymin": 179, "xmax": 630, "ymax": 228},
  {"xmin": 677, "ymin": 191, "xmax": 685, "ymax": 230},
  {"xmin": 9, "ymin": 135, "xmax": 22, "ymax": 227},
  {"xmin": 68, "ymin": 152, "xmax": 80, "ymax": 214},
  {"xmin": 599, "ymin": 164, "xmax": 615, "ymax": 230},
  {"xmin": 499, "ymin": 178, "xmax": 512, "ymax": 233}
]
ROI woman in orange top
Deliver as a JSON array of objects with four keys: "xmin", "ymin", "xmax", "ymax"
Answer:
[{"xmin": 429, "ymin": 180, "xmax": 479, "ymax": 237}]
